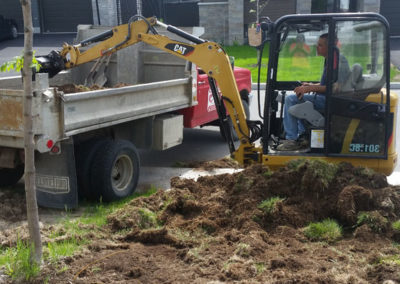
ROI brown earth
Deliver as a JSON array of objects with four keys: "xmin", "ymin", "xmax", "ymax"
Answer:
[{"xmin": 2, "ymin": 160, "xmax": 400, "ymax": 283}]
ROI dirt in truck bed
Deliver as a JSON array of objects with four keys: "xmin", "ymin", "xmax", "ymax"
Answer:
[
  {"xmin": 2, "ymin": 160, "xmax": 400, "ymax": 283},
  {"xmin": 54, "ymin": 83, "xmax": 130, "ymax": 93}
]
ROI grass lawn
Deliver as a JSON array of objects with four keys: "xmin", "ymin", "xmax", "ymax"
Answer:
[{"xmin": 224, "ymin": 44, "xmax": 400, "ymax": 83}]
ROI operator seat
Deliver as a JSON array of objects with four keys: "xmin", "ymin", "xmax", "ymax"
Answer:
[
  {"xmin": 339, "ymin": 63, "xmax": 363, "ymax": 92},
  {"xmin": 288, "ymin": 100, "xmax": 325, "ymax": 127}
]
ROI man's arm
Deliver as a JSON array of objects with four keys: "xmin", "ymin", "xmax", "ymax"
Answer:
[{"xmin": 294, "ymin": 83, "xmax": 326, "ymax": 99}]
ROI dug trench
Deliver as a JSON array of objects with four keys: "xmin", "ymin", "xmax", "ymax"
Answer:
[{"xmin": 2, "ymin": 160, "xmax": 400, "ymax": 283}]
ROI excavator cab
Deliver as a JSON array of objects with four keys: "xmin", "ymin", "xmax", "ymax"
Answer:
[{"xmin": 260, "ymin": 13, "xmax": 397, "ymax": 175}]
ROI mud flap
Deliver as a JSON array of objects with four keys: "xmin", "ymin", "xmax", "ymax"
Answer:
[{"xmin": 36, "ymin": 138, "xmax": 78, "ymax": 209}]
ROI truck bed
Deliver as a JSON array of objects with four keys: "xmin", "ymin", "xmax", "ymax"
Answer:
[{"xmin": 0, "ymin": 73, "xmax": 192, "ymax": 150}]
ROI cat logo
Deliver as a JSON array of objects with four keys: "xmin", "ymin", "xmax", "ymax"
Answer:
[
  {"xmin": 174, "ymin": 44, "xmax": 187, "ymax": 54},
  {"xmin": 165, "ymin": 43, "xmax": 194, "ymax": 56}
]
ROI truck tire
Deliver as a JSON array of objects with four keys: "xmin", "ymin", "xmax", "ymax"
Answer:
[
  {"xmin": 75, "ymin": 138, "xmax": 110, "ymax": 199},
  {"xmin": 90, "ymin": 140, "xmax": 140, "ymax": 202},
  {"xmin": 220, "ymin": 99, "xmax": 250, "ymax": 141},
  {"xmin": 0, "ymin": 165, "xmax": 24, "ymax": 187}
]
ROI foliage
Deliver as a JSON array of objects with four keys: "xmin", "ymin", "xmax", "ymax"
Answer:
[
  {"xmin": 356, "ymin": 211, "xmax": 388, "ymax": 233},
  {"xmin": 258, "ymin": 197, "xmax": 284, "ymax": 215},
  {"xmin": 304, "ymin": 219, "xmax": 342, "ymax": 243},
  {"xmin": 0, "ymin": 52, "xmax": 41, "ymax": 73}
]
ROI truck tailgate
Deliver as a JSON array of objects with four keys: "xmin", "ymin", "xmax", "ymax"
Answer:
[
  {"xmin": 62, "ymin": 78, "xmax": 192, "ymax": 136},
  {"xmin": 0, "ymin": 89, "xmax": 24, "ymax": 148}
]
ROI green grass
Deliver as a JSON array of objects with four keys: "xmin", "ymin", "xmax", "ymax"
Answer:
[
  {"xmin": 258, "ymin": 197, "xmax": 284, "ymax": 215},
  {"xmin": 224, "ymin": 44, "xmax": 267, "ymax": 83},
  {"xmin": 0, "ymin": 187, "xmax": 158, "ymax": 282},
  {"xmin": 304, "ymin": 219, "xmax": 342, "ymax": 243},
  {"xmin": 392, "ymin": 220, "xmax": 400, "ymax": 232},
  {"xmin": 0, "ymin": 239, "xmax": 40, "ymax": 281},
  {"xmin": 224, "ymin": 44, "xmax": 400, "ymax": 82},
  {"xmin": 46, "ymin": 239, "xmax": 80, "ymax": 263},
  {"xmin": 356, "ymin": 211, "xmax": 388, "ymax": 233}
]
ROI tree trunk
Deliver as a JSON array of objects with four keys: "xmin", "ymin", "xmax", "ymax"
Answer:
[{"xmin": 20, "ymin": 0, "xmax": 42, "ymax": 265}]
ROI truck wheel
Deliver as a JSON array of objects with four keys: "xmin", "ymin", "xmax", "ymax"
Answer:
[
  {"xmin": 75, "ymin": 139, "xmax": 110, "ymax": 199},
  {"xmin": 90, "ymin": 140, "xmax": 140, "ymax": 202},
  {"xmin": 220, "ymin": 99, "xmax": 250, "ymax": 141},
  {"xmin": 0, "ymin": 165, "xmax": 24, "ymax": 187}
]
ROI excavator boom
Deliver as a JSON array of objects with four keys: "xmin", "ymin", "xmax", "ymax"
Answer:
[{"xmin": 36, "ymin": 16, "xmax": 263, "ymax": 165}]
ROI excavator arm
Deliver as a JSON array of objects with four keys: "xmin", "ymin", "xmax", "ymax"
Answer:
[{"xmin": 36, "ymin": 16, "xmax": 262, "ymax": 165}]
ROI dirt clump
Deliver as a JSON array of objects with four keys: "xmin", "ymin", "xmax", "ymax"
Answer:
[{"xmin": 4, "ymin": 160, "xmax": 400, "ymax": 283}]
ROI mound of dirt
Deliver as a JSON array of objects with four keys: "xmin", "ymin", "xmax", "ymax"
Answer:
[{"xmin": 30, "ymin": 160, "xmax": 400, "ymax": 283}]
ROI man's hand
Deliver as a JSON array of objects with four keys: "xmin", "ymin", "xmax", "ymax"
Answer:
[{"xmin": 294, "ymin": 84, "xmax": 310, "ymax": 100}]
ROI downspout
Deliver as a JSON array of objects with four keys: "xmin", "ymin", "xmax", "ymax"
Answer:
[{"xmin": 96, "ymin": 0, "xmax": 101, "ymax": 25}]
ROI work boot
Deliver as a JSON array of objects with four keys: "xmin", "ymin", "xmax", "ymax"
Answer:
[
  {"xmin": 276, "ymin": 140, "xmax": 302, "ymax": 151},
  {"xmin": 298, "ymin": 134, "xmax": 310, "ymax": 148}
]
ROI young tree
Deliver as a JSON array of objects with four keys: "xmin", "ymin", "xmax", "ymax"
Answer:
[{"xmin": 20, "ymin": 0, "xmax": 42, "ymax": 265}]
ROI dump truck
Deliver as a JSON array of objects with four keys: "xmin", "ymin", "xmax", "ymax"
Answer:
[
  {"xmin": 0, "ymin": 19, "xmax": 251, "ymax": 208},
  {"xmin": 0, "ymin": 13, "xmax": 397, "ymax": 209}
]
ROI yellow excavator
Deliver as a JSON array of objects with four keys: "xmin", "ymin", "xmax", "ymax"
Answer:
[{"xmin": 37, "ymin": 13, "xmax": 397, "ymax": 176}]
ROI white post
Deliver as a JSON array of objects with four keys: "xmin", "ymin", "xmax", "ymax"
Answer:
[{"xmin": 137, "ymin": 0, "xmax": 142, "ymax": 16}]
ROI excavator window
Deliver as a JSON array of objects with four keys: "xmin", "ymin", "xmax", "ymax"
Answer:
[{"xmin": 265, "ymin": 13, "xmax": 391, "ymax": 160}]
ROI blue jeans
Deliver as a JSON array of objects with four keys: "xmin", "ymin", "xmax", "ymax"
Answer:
[{"xmin": 283, "ymin": 93, "xmax": 325, "ymax": 140}]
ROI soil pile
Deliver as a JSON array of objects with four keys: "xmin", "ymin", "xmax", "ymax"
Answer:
[{"xmin": 29, "ymin": 160, "xmax": 400, "ymax": 283}]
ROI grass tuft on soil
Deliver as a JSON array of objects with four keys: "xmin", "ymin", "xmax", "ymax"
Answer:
[{"xmin": 304, "ymin": 219, "xmax": 342, "ymax": 243}]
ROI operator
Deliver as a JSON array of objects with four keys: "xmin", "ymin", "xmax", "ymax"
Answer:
[{"xmin": 276, "ymin": 33, "xmax": 350, "ymax": 151}]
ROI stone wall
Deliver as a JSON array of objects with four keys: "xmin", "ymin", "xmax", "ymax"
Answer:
[
  {"xmin": 296, "ymin": 0, "xmax": 312, "ymax": 14},
  {"xmin": 228, "ymin": 0, "xmax": 244, "ymax": 44},
  {"xmin": 91, "ymin": 0, "xmax": 118, "ymax": 27},
  {"xmin": 199, "ymin": 0, "xmax": 244, "ymax": 45},
  {"xmin": 199, "ymin": 2, "xmax": 229, "ymax": 44}
]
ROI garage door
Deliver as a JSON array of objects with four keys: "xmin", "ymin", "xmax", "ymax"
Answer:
[
  {"xmin": 0, "ymin": 0, "xmax": 23, "ymax": 32},
  {"xmin": 380, "ymin": 0, "xmax": 400, "ymax": 36},
  {"xmin": 41, "ymin": 0, "xmax": 93, "ymax": 33}
]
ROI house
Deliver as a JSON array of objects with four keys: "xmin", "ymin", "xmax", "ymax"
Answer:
[{"xmin": 0, "ymin": 0, "xmax": 398, "ymax": 44}]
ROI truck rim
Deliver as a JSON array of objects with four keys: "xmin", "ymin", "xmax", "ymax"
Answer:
[{"xmin": 111, "ymin": 154, "xmax": 134, "ymax": 192}]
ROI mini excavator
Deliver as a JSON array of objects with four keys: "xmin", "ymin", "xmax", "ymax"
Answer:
[{"xmin": 36, "ymin": 13, "xmax": 397, "ymax": 175}]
